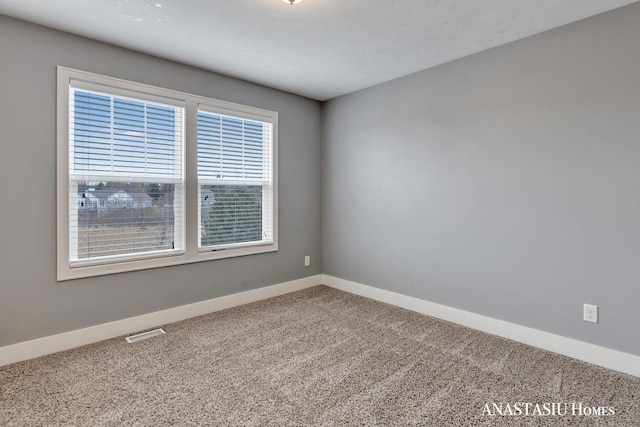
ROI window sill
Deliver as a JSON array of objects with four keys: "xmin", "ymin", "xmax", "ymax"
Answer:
[{"xmin": 57, "ymin": 243, "xmax": 278, "ymax": 281}]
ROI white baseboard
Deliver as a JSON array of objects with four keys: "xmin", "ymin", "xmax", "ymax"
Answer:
[
  {"xmin": 5, "ymin": 273, "xmax": 639, "ymax": 378},
  {"xmin": 322, "ymin": 274, "xmax": 640, "ymax": 378},
  {"xmin": 0, "ymin": 275, "xmax": 322, "ymax": 367}
]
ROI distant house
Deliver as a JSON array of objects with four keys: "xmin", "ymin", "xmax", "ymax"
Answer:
[
  {"xmin": 133, "ymin": 192, "xmax": 154, "ymax": 209},
  {"xmin": 107, "ymin": 190, "xmax": 131, "ymax": 208},
  {"xmin": 79, "ymin": 188, "xmax": 153, "ymax": 212},
  {"xmin": 107, "ymin": 190, "xmax": 153, "ymax": 209}
]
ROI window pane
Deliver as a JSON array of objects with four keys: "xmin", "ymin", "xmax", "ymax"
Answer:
[
  {"xmin": 73, "ymin": 91, "xmax": 112, "ymax": 173},
  {"xmin": 74, "ymin": 181, "xmax": 178, "ymax": 259},
  {"xmin": 69, "ymin": 85, "xmax": 184, "ymax": 264},
  {"xmin": 200, "ymin": 185, "xmax": 263, "ymax": 247},
  {"xmin": 197, "ymin": 109, "xmax": 273, "ymax": 249},
  {"xmin": 71, "ymin": 89, "xmax": 181, "ymax": 178},
  {"xmin": 197, "ymin": 112, "xmax": 264, "ymax": 180}
]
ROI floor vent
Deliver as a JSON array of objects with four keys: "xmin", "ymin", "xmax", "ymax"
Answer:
[{"xmin": 125, "ymin": 328, "xmax": 166, "ymax": 343}]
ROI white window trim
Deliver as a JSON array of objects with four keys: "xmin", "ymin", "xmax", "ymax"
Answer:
[{"xmin": 57, "ymin": 66, "xmax": 278, "ymax": 281}]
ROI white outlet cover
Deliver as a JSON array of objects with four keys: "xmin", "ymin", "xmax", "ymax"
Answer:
[{"xmin": 583, "ymin": 304, "xmax": 599, "ymax": 324}]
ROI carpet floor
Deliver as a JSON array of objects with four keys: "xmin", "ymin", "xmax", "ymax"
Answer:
[{"xmin": 1, "ymin": 285, "xmax": 639, "ymax": 426}]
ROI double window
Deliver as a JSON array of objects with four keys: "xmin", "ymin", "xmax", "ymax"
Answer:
[{"xmin": 57, "ymin": 67, "xmax": 277, "ymax": 280}]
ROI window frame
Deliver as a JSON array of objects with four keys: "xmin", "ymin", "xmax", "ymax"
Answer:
[{"xmin": 57, "ymin": 67, "xmax": 278, "ymax": 281}]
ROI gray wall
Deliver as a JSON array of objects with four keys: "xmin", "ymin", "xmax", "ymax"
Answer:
[
  {"xmin": 0, "ymin": 15, "xmax": 322, "ymax": 346},
  {"xmin": 323, "ymin": 4, "xmax": 640, "ymax": 356}
]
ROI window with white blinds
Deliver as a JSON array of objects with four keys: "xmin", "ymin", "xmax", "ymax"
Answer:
[
  {"xmin": 68, "ymin": 83, "xmax": 185, "ymax": 265},
  {"xmin": 57, "ymin": 67, "xmax": 278, "ymax": 280},
  {"xmin": 197, "ymin": 107, "xmax": 275, "ymax": 250}
]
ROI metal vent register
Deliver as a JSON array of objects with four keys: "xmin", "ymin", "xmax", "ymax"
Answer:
[{"xmin": 125, "ymin": 328, "xmax": 166, "ymax": 343}]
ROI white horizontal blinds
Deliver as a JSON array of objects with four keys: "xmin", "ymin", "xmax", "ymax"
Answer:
[
  {"xmin": 69, "ymin": 85, "xmax": 184, "ymax": 263},
  {"xmin": 197, "ymin": 109, "xmax": 274, "ymax": 248}
]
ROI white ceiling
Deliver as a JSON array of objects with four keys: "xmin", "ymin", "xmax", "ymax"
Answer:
[{"xmin": 0, "ymin": 0, "xmax": 637, "ymax": 100}]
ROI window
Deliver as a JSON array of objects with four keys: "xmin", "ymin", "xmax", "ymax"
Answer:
[
  {"xmin": 69, "ymin": 83, "xmax": 185, "ymax": 265},
  {"xmin": 197, "ymin": 107, "xmax": 274, "ymax": 250},
  {"xmin": 57, "ymin": 67, "xmax": 277, "ymax": 280}
]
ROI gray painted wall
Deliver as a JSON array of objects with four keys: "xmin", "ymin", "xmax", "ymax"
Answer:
[
  {"xmin": 0, "ymin": 15, "xmax": 322, "ymax": 346},
  {"xmin": 323, "ymin": 4, "xmax": 640, "ymax": 356}
]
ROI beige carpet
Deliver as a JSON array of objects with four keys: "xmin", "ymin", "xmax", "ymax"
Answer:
[{"xmin": 1, "ymin": 286, "xmax": 639, "ymax": 426}]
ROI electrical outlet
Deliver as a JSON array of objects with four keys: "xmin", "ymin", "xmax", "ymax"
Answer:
[
  {"xmin": 583, "ymin": 304, "xmax": 598, "ymax": 323},
  {"xmin": 304, "ymin": 255, "xmax": 311, "ymax": 267}
]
